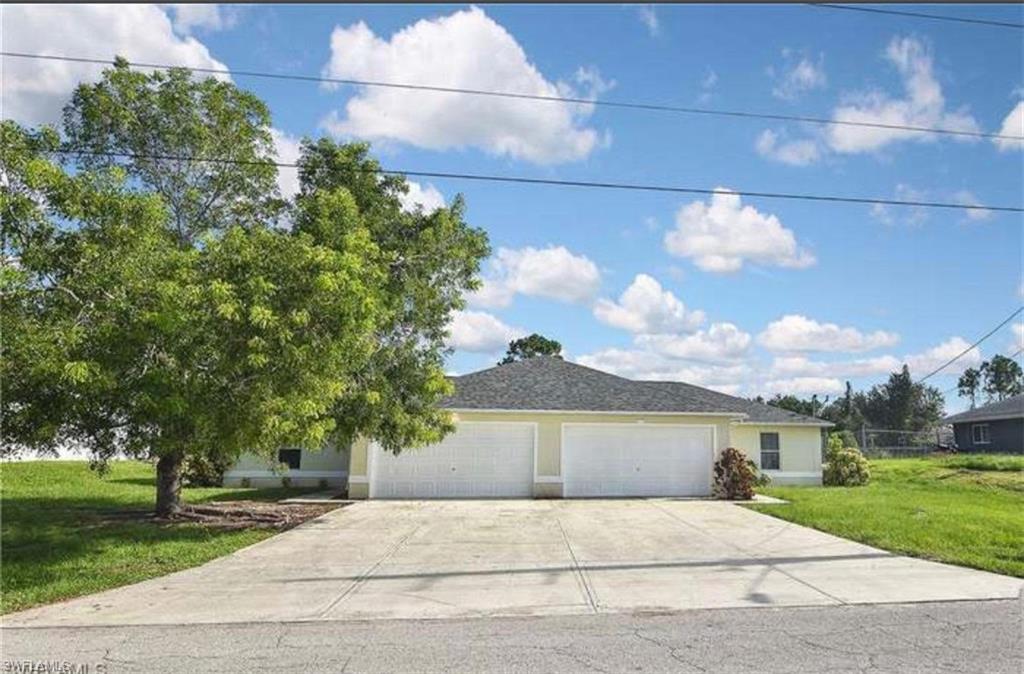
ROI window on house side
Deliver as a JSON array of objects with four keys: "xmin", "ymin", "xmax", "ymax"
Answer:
[
  {"xmin": 277, "ymin": 448, "xmax": 302, "ymax": 470},
  {"xmin": 971, "ymin": 424, "xmax": 990, "ymax": 445},
  {"xmin": 760, "ymin": 432, "xmax": 781, "ymax": 470}
]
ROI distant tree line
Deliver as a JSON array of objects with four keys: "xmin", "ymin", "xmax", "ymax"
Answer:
[{"xmin": 956, "ymin": 355, "xmax": 1023, "ymax": 408}]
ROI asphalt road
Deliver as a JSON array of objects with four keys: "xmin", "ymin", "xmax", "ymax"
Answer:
[{"xmin": 3, "ymin": 599, "xmax": 1021, "ymax": 673}]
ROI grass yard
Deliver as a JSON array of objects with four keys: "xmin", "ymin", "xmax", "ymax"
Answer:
[
  {"xmin": 1, "ymin": 461, "xmax": 320, "ymax": 614},
  {"xmin": 750, "ymin": 455, "xmax": 1024, "ymax": 578}
]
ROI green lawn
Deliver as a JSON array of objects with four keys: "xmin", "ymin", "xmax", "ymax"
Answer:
[
  {"xmin": 750, "ymin": 455, "xmax": 1024, "ymax": 578},
  {"xmin": 1, "ymin": 460, "xmax": 317, "ymax": 614}
]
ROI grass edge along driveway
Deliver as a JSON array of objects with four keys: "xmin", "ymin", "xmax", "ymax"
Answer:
[
  {"xmin": 749, "ymin": 455, "xmax": 1024, "ymax": 579},
  {"xmin": 1, "ymin": 461, "xmax": 320, "ymax": 614}
]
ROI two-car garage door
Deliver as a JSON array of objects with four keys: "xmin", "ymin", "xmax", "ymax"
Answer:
[{"xmin": 369, "ymin": 421, "xmax": 714, "ymax": 498}]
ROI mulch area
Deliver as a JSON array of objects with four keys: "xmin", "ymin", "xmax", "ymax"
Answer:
[
  {"xmin": 165, "ymin": 500, "xmax": 346, "ymax": 530},
  {"xmin": 100, "ymin": 501, "xmax": 346, "ymax": 530}
]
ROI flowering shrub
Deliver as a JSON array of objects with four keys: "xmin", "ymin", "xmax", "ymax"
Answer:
[
  {"xmin": 713, "ymin": 447, "xmax": 758, "ymax": 500},
  {"xmin": 823, "ymin": 447, "xmax": 871, "ymax": 486}
]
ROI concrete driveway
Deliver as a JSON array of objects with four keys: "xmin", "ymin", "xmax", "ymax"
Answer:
[{"xmin": 5, "ymin": 500, "xmax": 1021, "ymax": 626}]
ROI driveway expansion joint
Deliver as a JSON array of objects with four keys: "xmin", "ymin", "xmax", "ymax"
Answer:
[{"xmin": 555, "ymin": 517, "xmax": 599, "ymax": 614}]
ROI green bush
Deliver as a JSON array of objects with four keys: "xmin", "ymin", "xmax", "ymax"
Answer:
[
  {"xmin": 713, "ymin": 447, "xmax": 758, "ymax": 500},
  {"xmin": 826, "ymin": 430, "xmax": 859, "ymax": 458},
  {"xmin": 823, "ymin": 447, "xmax": 871, "ymax": 486},
  {"xmin": 180, "ymin": 455, "xmax": 232, "ymax": 487}
]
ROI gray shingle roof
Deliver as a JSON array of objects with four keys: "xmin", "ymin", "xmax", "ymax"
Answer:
[
  {"xmin": 442, "ymin": 356, "xmax": 830, "ymax": 425},
  {"xmin": 641, "ymin": 380, "xmax": 831, "ymax": 425},
  {"xmin": 943, "ymin": 394, "xmax": 1024, "ymax": 424}
]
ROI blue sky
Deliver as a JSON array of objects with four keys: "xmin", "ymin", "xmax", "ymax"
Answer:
[{"xmin": 4, "ymin": 4, "xmax": 1022, "ymax": 412}]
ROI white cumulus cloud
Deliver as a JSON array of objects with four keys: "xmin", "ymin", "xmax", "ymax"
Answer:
[
  {"xmin": 319, "ymin": 7, "xmax": 608, "ymax": 164},
  {"xmin": 575, "ymin": 349, "xmax": 746, "ymax": 394},
  {"xmin": 398, "ymin": 181, "xmax": 446, "ymax": 213},
  {"xmin": 593, "ymin": 274, "xmax": 705, "ymax": 334},
  {"xmin": 664, "ymin": 189, "xmax": 816, "ymax": 272},
  {"xmin": 764, "ymin": 377, "xmax": 845, "ymax": 396},
  {"xmin": 468, "ymin": 245, "xmax": 601, "ymax": 308},
  {"xmin": 905, "ymin": 336, "xmax": 981, "ymax": 377},
  {"xmin": 826, "ymin": 36, "xmax": 980, "ymax": 154},
  {"xmin": 1, "ymin": 4, "xmax": 229, "ymax": 126},
  {"xmin": 758, "ymin": 315, "xmax": 900, "ymax": 353},
  {"xmin": 269, "ymin": 128, "xmax": 303, "ymax": 199},
  {"xmin": 770, "ymin": 50, "xmax": 827, "ymax": 101},
  {"xmin": 446, "ymin": 310, "xmax": 524, "ymax": 353},
  {"xmin": 165, "ymin": 4, "xmax": 239, "ymax": 35},
  {"xmin": 952, "ymin": 190, "xmax": 994, "ymax": 222},
  {"xmin": 993, "ymin": 101, "xmax": 1024, "ymax": 151},
  {"xmin": 637, "ymin": 323, "xmax": 752, "ymax": 363},
  {"xmin": 755, "ymin": 129, "xmax": 821, "ymax": 166},
  {"xmin": 637, "ymin": 5, "xmax": 660, "ymax": 36}
]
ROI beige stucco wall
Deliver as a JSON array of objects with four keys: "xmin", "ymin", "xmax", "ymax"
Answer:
[
  {"xmin": 345, "ymin": 412, "xmax": 826, "ymax": 497},
  {"xmin": 223, "ymin": 443, "xmax": 350, "ymax": 488},
  {"xmin": 731, "ymin": 424, "xmax": 824, "ymax": 485}
]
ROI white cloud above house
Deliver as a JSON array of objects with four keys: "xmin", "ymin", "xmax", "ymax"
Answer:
[
  {"xmin": 826, "ymin": 36, "xmax": 980, "ymax": 154},
  {"xmin": 318, "ymin": 7, "xmax": 608, "ymax": 164},
  {"xmin": 758, "ymin": 315, "xmax": 900, "ymax": 353},
  {"xmin": 770, "ymin": 50, "xmax": 827, "ymax": 101},
  {"xmin": 575, "ymin": 348, "xmax": 746, "ymax": 395},
  {"xmin": 637, "ymin": 323, "xmax": 752, "ymax": 363},
  {"xmin": 1, "ymin": 4, "xmax": 229, "ymax": 126},
  {"xmin": 446, "ymin": 310, "xmax": 524, "ymax": 353},
  {"xmin": 993, "ymin": 101, "xmax": 1024, "ymax": 152},
  {"xmin": 664, "ymin": 189, "xmax": 816, "ymax": 272},
  {"xmin": 468, "ymin": 245, "xmax": 601, "ymax": 308},
  {"xmin": 593, "ymin": 274, "xmax": 705, "ymax": 334},
  {"xmin": 764, "ymin": 377, "xmax": 845, "ymax": 396}
]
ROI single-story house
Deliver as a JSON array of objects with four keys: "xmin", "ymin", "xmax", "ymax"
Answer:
[
  {"xmin": 943, "ymin": 394, "xmax": 1024, "ymax": 454},
  {"xmin": 225, "ymin": 356, "xmax": 832, "ymax": 496}
]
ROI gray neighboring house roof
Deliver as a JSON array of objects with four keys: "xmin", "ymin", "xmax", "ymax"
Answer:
[
  {"xmin": 443, "ymin": 356, "xmax": 831, "ymax": 425},
  {"xmin": 943, "ymin": 394, "xmax": 1024, "ymax": 424}
]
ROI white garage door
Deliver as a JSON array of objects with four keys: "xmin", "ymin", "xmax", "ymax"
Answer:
[
  {"xmin": 563, "ymin": 424, "xmax": 714, "ymax": 497},
  {"xmin": 370, "ymin": 422, "xmax": 535, "ymax": 498}
]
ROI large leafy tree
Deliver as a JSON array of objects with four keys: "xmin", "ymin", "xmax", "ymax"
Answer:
[
  {"xmin": 294, "ymin": 139, "xmax": 490, "ymax": 452},
  {"xmin": 2, "ymin": 64, "xmax": 489, "ymax": 515},
  {"xmin": 499, "ymin": 334, "xmax": 563, "ymax": 365},
  {"xmin": 980, "ymin": 355, "xmax": 1023, "ymax": 402},
  {"xmin": 957, "ymin": 367, "xmax": 982, "ymax": 408},
  {"xmin": 856, "ymin": 365, "xmax": 944, "ymax": 431}
]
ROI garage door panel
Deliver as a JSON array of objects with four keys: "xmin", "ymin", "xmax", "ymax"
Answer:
[
  {"xmin": 371, "ymin": 423, "xmax": 534, "ymax": 498},
  {"xmin": 563, "ymin": 425, "xmax": 713, "ymax": 497}
]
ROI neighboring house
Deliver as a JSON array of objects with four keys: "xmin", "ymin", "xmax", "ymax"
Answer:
[
  {"xmin": 223, "ymin": 444, "xmax": 349, "ymax": 488},
  {"xmin": 943, "ymin": 394, "xmax": 1024, "ymax": 454},
  {"xmin": 343, "ymin": 356, "xmax": 831, "ymax": 499}
]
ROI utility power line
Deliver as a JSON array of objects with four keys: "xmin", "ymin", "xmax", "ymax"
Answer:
[
  {"xmin": 52, "ymin": 149, "xmax": 1024, "ymax": 214},
  {"xmin": 918, "ymin": 307, "xmax": 1024, "ymax": 383},
  {"xmin": 811, "ymin": 4, "xmax": 1024, "ymax": 30},
  {"xmin": 4, "ymin": 51, "xmax": 1023, "ymax": 143}
]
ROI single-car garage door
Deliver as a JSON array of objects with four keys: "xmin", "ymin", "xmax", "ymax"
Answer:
[
  {"xmin": 563, "ymin": 424, "xmax": 714, "ymax": 497},
  {"xmin": 370, "ymin": 422, "xmax": 535, "ymax": 498}
]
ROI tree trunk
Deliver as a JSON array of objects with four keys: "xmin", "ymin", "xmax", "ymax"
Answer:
[{"xmin": 155, "ymin": 454, "xmax": 183, "ymax": 517}]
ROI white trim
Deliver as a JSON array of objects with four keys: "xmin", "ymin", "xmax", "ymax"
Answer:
[
  {"xmin": 560, "ymin": 422, "xmax": 718, "ymax": 497},
  {"xmin": 762, "ymin": 471, "xmax": 821, "ymax": 478},
  {"xmin": 368, "ymin": 420, "xmax": 538, "ymax": 499},
  {"xmin": 733, "ymin": 421, "xmax": 832, "ymax": 427},
  {"xmin": 224, "ymin": 470, "xmax": 347, "ymax": 479},
  {"xmin": 347, "ymin": 475, "xmax": 369, "ymax": 484},
  {"xmin": 534, "ymin": 475, "xmax": 563, "ymax": 484},
  {"xmin": 449, "ymin": 407, "xmax": 745, "ymax": 419}
]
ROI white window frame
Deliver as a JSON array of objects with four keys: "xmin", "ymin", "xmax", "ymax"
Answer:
[
  {"xmin": 971, "ymin": 423, "xmax": 990, "ymax": 445},
  {"xmin": 760, "ymin": 432, "xmax": 781, "ymax": 471}
]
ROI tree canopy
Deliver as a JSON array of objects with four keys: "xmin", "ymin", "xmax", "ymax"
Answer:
[
  {"xmin": 1, "ymin": 63, "xmax": 490, "ymax": 516},
  {"xmin": 958, "ymin": 355, "xmax": 1023, "ymax": 407},
  {"xmin": 499, "ymin": 334, "xmax": 562, "ymax": 365}
]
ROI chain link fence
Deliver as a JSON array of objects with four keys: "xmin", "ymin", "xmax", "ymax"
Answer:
[{"xmin": 857, "ymin": 427, "xmax": 955, "ymax": 458}]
